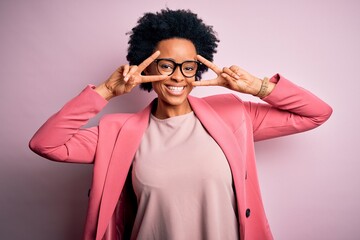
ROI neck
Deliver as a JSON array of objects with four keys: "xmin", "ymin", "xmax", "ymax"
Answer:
[{"xmin": 153, "ymin": 100, "xmax": 192, "ymax": 119}]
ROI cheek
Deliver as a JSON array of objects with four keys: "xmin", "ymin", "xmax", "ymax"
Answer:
[
  {"xmin": 151, "ymin": 81, "xmax": 163, "ymax": 94},
  {"xmin": 186, "ymin": 77, "xmax": 196, "ymax": 85}
]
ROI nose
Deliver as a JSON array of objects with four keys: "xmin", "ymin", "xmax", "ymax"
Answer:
[{"xmin": 170, "ymin": 65, "xmax": 185, "ymax": 82}]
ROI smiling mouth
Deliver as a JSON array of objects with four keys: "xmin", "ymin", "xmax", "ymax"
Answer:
[{"xmin": 166, "ymin": 85, "xmax": 185, "ymax": 94}]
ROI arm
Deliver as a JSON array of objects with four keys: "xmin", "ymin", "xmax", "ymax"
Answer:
[
  {"xmin": 29, "ymin": 51, "xmax": 167, "ymax": 163},
  {"xmin": 244, "ymin": 74, "xmax": 333, "ymax": 141},
  {"xmin": 192, "ymin": 56, "xmax": 332, "ymax": 141},
  {"xmin": 29, "ymin": 86, "xmax": 108, "ymax": 163}
]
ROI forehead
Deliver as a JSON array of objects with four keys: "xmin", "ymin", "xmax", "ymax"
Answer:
[{"xmin": 156, "ymin": 38, "xmax": 197, "ymax": 60}]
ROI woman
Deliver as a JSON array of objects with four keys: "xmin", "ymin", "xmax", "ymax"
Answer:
[{"xmin": 29, "ymin": 9, "xmax": 332, "ymax": 240}]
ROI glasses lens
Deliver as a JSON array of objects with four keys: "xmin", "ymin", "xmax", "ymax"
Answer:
[
  {"xmin": 157, "ymin": 59, "xmax": 175, "ymax": 75},
  {"xmin": 182, "ymin": 61, "xmax": 198, "ymax": 77},
  {"xmin": 156, "ymin": 59, "xmax": 199, "ymax": 77}
]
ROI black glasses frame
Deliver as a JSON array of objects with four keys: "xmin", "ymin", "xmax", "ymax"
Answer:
[{"xmin": 154, "ymin": 58, "xmax": 201, "ymax": 78}]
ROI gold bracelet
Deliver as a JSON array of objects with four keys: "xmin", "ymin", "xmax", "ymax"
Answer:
[{"xmin": 256, "ymin": 77, "xmax": 269, "ymax": 98}]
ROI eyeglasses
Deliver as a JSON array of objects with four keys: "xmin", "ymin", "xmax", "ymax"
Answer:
[{"xmin": 154, "ymin": 58, "xmax": 201, "ymax": 78}]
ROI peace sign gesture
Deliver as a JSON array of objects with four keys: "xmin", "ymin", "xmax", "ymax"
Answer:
[
  {"xmin": 96, "ymin": 51, "xmax": 167, "ymax": 100},
  {"xmin": 192, "ymin": 55, "xmax": 266, "ymax": 96}
]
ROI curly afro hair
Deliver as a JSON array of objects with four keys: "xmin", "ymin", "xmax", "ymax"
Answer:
[{"xmin": 126, "ymin": 9, "xmax": 219, "ymax": 92}]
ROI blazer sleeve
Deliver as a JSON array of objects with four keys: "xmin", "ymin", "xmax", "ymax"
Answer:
[
  {"xmin": 243, "ymin": 74, "xmax": 333, "ymax": 141},
  {"xmin": 29, "ymin": 85, "xmax": 108, "ymax": 163}
]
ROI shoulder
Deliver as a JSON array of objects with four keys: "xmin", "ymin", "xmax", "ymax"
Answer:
[
  {"xmin": 98, "ymin": 102, "xmax": 153, "ymax": 128},
  {"xmin": 99, "ymin": 113, "xmax": 134, "ymax": 127},
  {"xmin": 192, "ymin": 94, "xmax": 248, "ymax": 129},
  {"xmin": 196, "ymin": 94, "xmax": 245, "ymax": 114}
]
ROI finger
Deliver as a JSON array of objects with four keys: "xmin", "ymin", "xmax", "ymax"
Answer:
[
  {"xmin": 137, "ymin": 50, "xmax": 161, "ymax": 73},
  {"xmin": 196, "ymin": 55, "xmax": 222, "ymax": 74},
  {"xmin": 220, "ymin": 72, "xmax": 240, "ymax": 85},
  {"xmin": 229, "ymin": 65, "xmax": 246, "ymax": 77},
  {"xmin": 122, "ymin": 64, "xmax": 130, "ymax": 77},
  {"xmin": 191, "ymin": 79, "xmax": 220, "ymax": 87},
  {"xmin": 223, "ymin": 67, "xmax": 240, "ymax": 80},
  {"xmin": 124, "ymin": 80, "xmax": 137, "ymax": 93},
  {"xmin": 124, "ymin": 66, "xmax": 138, "ymax": 82},
  {"xmin": 141, "ymin": 74, "xmax": 167, "ymax": 83}
]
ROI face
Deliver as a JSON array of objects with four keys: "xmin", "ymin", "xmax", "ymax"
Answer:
[{"xmin": 146, "ymin": 38, "xmax": 197, "ymax": 118}]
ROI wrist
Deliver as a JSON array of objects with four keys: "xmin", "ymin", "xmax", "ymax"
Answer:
[
  {"xmin": 250, "ymin": 77, "xmax": 263, "ymax": 95},
  {"xmin": 254, "ymin": 77, "xmax": 275, "ymax": 98},
  {"xmin": 255, "ymin": 77, "xmax": 269, "ymax": 98},
  {"xmin": 94, "ymin": 83, "xmax": 114, "ymax": 101}
]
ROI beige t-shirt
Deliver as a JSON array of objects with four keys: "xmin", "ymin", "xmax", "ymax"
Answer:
[{"xmin": 131, "ymin": 111, "xmax": 239, "ymax": 240}]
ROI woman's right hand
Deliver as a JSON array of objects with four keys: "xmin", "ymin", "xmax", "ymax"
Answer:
[{"xmin": 95, "ymin": 51, "xmax": 167, "ymax": 100}]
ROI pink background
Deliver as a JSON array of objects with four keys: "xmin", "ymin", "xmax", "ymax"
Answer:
[{"xmin": 1, "ymin": 0, "xmax": 359, "ymax": 239}]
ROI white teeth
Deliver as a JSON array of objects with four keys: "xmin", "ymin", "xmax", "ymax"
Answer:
[{"xmin": 167, "ymin": 86, "xmax": 184, "ymax": 92}]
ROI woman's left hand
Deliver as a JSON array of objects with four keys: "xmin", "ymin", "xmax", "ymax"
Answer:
[{"xmin": 192, "ymin": 55, "xmax": 265, "ymax": 96}]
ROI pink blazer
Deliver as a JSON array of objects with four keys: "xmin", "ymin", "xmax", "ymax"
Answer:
[{"xmin": 29, "ymin": 74, "xmax": 332, "ymax": 240}]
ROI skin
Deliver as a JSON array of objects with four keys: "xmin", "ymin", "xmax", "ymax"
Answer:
[
  {"xmin": 146, "ymin": 38, "xmax": 197, "ymax": 118},
  {"xmin": 95, "ymin": 38, "xmax": 275, "ymax": 118}
]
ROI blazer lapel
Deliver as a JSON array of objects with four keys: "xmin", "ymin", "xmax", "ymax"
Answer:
[
  {"xmin": 188, "ymin": 95, "xmax": 247, "ymax": 231},
  {"xmin": 96, "ymin": 103, "xmax": 152, "ymax": 240},
  {"xmin": 188, "ymin": 95, "xmax": 245, "ymax": 176}
]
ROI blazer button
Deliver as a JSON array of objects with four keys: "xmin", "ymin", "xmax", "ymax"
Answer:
[{"xmin": 246, "ymin": 208, "xmax": 251, "ymax": 218}]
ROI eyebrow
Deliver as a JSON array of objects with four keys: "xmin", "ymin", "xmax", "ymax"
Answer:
[{"xmin": 157, "ymin": 58, "xmax": 198, "ymax": 63}]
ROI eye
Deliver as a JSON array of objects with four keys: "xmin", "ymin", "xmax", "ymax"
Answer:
[
  {"xmin": 160, "ymin": 63, "xmax": 173, "ymax": 70},
  {"xmin": 184, "ymin": 66, "xmax": 195, "ymax": 71},
  {"xmin": 183, "ymin": 62, "xmax": 197, "ymax": 72},
  {"xmin": 158, "ymin": 60, "xmax": 175, "ymax": 72}
]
